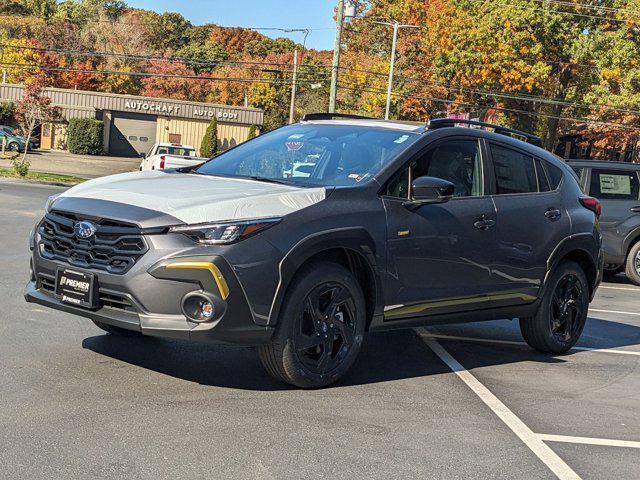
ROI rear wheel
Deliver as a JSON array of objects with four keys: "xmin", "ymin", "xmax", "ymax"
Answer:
[
  {"xmin": 624, "ymin": 241, "xmax": 640, "ymax": 286},
  {"xmin": 519, "ymin": 261, "xmax": 589, "ymax": 353},
  {"xmin": 91, "ymin": 319, "xmax": 142, "ymax": 337},
  {"xmin": 258, "ymin": 262, "xmax": 366, "ymax": 388}
]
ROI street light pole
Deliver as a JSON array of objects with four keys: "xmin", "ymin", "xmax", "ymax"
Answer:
[
  {"xmin": 374, "ymin": 21, "xmax": 420, "ymax": 120},
  {"xmin": 329, "ymin": 0, "xmax": 345, "ymax": 113}
]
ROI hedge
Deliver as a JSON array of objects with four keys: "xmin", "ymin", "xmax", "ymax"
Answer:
[{"xmin": 67, "ymin": 118, "xmax": 103, "ymax": 155}]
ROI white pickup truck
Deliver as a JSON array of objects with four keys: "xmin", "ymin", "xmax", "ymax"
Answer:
[{"xmin": 139, "ymin": 143, "xmax": 208, "ymax": 171}]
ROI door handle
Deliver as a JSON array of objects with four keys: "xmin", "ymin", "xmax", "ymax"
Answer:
[
  {"xmin": 474, "ymin": 215, "xmax": 495, "ymax": 230},
  {"xmin": 545, "ymin": 208, "xmax": 562, "ymax": 221},
  {"xmin": 631, "ymin": 206, "xmax": 640, "ymax": 213}
]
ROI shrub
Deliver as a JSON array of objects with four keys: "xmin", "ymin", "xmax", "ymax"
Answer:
[
  {"xmin": 67, "ymin": 118, "xmax": 103, "ymax": 155},
  {"xmin": 200, "ymin": 117, "xmax": 218, "ymax": 157},
  {"xmin": 247, "ymin": 124, "xmax": 257, "ymax": 140}
]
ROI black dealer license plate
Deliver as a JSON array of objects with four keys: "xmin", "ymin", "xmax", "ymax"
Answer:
[{"xmin": 55, "ymin": 268, "xmax": 96, "ymax": 308}]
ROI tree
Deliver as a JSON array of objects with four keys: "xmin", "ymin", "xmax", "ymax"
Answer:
[
  {"xmin": 176, "ymin": 41, "xmax": 228, "ymax": 74},
  {"xmin": 200, "ymin": 117, "xmax": 218, "ymax": 157},
  {"xmin": 13, "ymin": 76, "xmax": 60, "ymax": 175},
  {"xmin": 0, "ymin": 102, "xmax": 15, "ymax": 124}
]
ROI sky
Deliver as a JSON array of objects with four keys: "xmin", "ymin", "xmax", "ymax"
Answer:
[{"xmin": 126, "ymin": 0, "xmax": 337, "ymax": 51}]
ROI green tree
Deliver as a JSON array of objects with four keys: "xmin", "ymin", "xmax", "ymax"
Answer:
[
  {"xmin": 200, "ymin": 117, "xmax": 218, "ymax": 157},
  {"xmin": 0, "ymin": 102, "xmax": 15, "ymax": 124},
  {"xmin": 176, "ymin": 41, "xmax": 228, "ymax": 74},
  {"xmin": 247, "ymin": 124, "xmax": 257, "ymax": 139},
  {"xmin": 141, "ymin": 11, "xmax": 192, "ymax": 52}
]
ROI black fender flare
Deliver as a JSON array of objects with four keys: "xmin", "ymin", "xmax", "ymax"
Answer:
[
  {"xmin": 544, "ymin": 232, "xmax": 601, "ymax": 300},
  {"xmin": 267, "ymin": 227, "xmax": 382, "ymax": 326}
]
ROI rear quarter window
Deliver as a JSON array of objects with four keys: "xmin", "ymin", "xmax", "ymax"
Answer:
[
  {"xmin": 590, "ymin": 169, "xmax": 640, "ymax": 200},
  {"xmin": 544, "ymin": 162, "xmax": 564, "ymax": 189}
]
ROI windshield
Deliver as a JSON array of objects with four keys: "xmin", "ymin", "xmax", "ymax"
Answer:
[{"xmin": 196, "ymin": 124, "xmax": 420, "ymax": 186}]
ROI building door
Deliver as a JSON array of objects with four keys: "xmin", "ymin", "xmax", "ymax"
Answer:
[
  {"xmin": 41, "ymin": 123, "xmax": 54, "ymax": 149},
  {"xmin": 109, "ymin": 112, "xmax": 157, "ymax": 157}
]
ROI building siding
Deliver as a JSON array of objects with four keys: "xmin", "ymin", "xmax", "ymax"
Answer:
[
  {"xmin": 0, "ymin": 83, "xmax": 263, "ymax": 126},
  {"xmin": 156, "ymin": 117, "xmax": 251, "ymax": 155}
]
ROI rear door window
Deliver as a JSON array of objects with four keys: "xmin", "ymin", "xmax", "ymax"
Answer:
[
  {"xmin": 589, "ymin": 169, "xmax": 640, "ymax": 200},
  {"xmin": 490, "ymin": 144, "xmax": 537, "ymax": 194}
]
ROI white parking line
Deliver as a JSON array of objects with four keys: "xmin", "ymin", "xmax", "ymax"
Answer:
[
  {"xmin": 538, "ymin": 434, "xmax": 640, "ymax": 450},
  {"xmin": 589, "ymin": 308, "xmax": 640, "ymax": 316},
  {"xmin": 418, "ymin": 332, "xmax": 640, "ymax": 357},
  {"xmin": 422, "ymin": 335, "xmax": 581, "ymax": 480},
  {"xmin": 599, "ymin": 285, "xmax": 640, "ymax": 292}
]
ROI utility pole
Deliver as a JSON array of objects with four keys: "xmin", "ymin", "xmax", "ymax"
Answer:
[
  {"xmin": 374, "ymin": 21, "xmax": 420, "ymax": 120},
  {"xmin": 329, "ymin": 0, "xmax": 345, "ymax": 113},
  {"xmin": 289, "ymin": 48, "xmax": 298, "ymax": 124}
]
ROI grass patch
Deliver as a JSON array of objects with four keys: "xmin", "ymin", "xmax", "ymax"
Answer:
[{"xmin": 0, "ymin": 167, "xmax": 86, "ymax": 185}]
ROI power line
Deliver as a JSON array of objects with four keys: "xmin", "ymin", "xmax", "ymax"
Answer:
[
  {"xmin": 337, "ymin": 65, "xmax": 640, "ymax": 116},
  {"xmin": 532, "ymin": 0, "xmax": 640, "ymax": 17},
  {"xmin": 337, "ymin": 83, "xmax": 640, "ymax": 131},
  {"xmin": 468, "ymin": 0, "xmax": 633, "ymax": 23},
  {"xmin": 1, "ymin": 44, "xmax": 333, "ymax": 71},
  {"xmin": 2, "ymin": 62, "xmax": 328, "ymax": 86}
]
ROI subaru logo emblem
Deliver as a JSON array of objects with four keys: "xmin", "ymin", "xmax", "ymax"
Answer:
[{"xmin": 74, "ymin": 221, "xmax": 97, "ymax": 239}]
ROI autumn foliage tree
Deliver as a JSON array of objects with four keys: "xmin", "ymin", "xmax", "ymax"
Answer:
[{"xmin": 13, "ymin": 76, "xmax": 60, "ymax": 175}]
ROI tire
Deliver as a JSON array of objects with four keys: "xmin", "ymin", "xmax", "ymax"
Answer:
[
  {"xmin": 624, "ymin": 241, "xmax": 640, "ymax": 286},
  {"xmin": 91, "ymin": 319, "xmax": 142, "ymax": 337},
  {"xmin": 519, "ymin": 260, "xmax": 589, "ymax": 354},
  {"xmin": 8, "ymin": 142, "xmax": 20, "ymax": 152},
  {"xmin": 258, "ymin": 262, "xmax": 366, "ymax": 388}
]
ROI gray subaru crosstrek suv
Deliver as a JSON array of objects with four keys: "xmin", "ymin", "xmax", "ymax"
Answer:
[
  {"xmin": 26, "ymin": 115, "xmax": 603, "ymax": 388},
  {"xmin": 568, "ymin": 160, "xmax": 640, "ymax": 285}
]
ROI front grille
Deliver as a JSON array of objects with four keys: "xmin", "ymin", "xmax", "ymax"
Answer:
[{"xmin": 38, "ymin": 211, "xmax": 148, "ymax": 274}]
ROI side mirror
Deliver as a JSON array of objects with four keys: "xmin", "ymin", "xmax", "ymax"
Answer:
[{"xmin": 403, "ymin": 176, "xmax": 454, "ymax": 210}]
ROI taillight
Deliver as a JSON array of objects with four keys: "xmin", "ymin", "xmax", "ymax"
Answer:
[
  {"xmin": 580, "ymin": 196, "xmax": 601, "ymax": 217},
  {"xmin": 159, "ymin": 155, "xmax": 165, "ymax": 169}
]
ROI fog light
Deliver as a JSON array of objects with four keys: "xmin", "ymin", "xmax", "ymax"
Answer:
[
  {"xmin": 181, "ymin": 292, "xmax": 217, "ymax": 323},
  {"xmin": 200, "ymin": 300, "xmax": 214, "ymax": 319}
]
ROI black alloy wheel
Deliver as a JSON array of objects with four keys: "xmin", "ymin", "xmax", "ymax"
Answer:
[
  {"xmin": 549, "ymin": 274, "xmax": 585, "ymax": 343},
  {"xmin": 519, "ymin": 260, "xmax": 589, "ymax": 353},
  {"xmin": 295, "ymin": 283, "xmax": 357, "ymax": 375},
  {"xmin": 258, "ymin": 262, "xmax": 366, "ymax": 388}
]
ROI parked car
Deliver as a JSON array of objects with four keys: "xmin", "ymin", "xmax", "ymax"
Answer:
[
  {"xmin": 139, "ymin": 143, "xmax": 207, "ymax": 171},
  {"xmin": 0, "ymin": 125, "xmax": 39, "ymax": 150},
  {"xmin": 26, "ymin": 115, "xmax": 603, "ymax": 388},
  {"xmin": 568, "ymin": 160, "xmax": 640, "ymax": 285}
]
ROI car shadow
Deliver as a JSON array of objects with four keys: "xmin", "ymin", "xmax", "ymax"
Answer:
[
  {"xmin": 604, "ymin": 272, "xmax": 638, "ymax": 286},
  {"xmin": 81, "ymin": 315, "xmax": 640, "ymax": 391}
]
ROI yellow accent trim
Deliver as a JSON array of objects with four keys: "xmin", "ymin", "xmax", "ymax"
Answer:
[
  {"xmin": 397, "ymin": 230, "xmax": 410, "ymax": 237},
  {"xmin": 166, "ymin": 262, "xmax": 230, "ymax": 300},
  {"xmin": 384, "ymin": 293, "xmax": 536, "ymax": 318}
]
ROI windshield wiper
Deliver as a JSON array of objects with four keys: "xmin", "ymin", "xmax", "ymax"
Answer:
[{"xmin": 244, "ymin": 175, "xmax": 298, "ymax": 186}]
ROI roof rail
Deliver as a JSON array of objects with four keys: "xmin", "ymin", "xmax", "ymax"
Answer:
[
  {"xmin": 301, "ymin": 112, "xmax": 374, "ymax": 122},
  {"xmin": 427, "ymin": 118, "xmax": 543, "ymax": 147}
]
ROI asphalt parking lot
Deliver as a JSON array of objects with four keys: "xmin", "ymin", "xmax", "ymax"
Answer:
[{"xmin": 1, "ymin": 180, "xmax": 639, "ymax": 480}]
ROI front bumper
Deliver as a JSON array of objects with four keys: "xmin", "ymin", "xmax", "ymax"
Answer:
[{"xmin": 26, "ymin": 234, "xmax": 276, "ymax": 346}]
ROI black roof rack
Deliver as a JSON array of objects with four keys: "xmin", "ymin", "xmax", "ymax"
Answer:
[
  {"xmin": 301, "ymin": 113, "xmax": 374, "ymax": 122},
  {"xmin": 427, "ymin": 118, "xmax": 543, "ymax": 147}
]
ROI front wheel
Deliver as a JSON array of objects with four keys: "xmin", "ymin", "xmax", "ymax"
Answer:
[
  {"xmin": 8, "ymin": 142, "xmax": 20, "ymax": 152},
  {"xmin": 258, "ymin": 262, "xmax": 366, "ymax": 388},
  {"xmin": 519, "ymin": 261, "xmax": 589, "ymax": 353}
]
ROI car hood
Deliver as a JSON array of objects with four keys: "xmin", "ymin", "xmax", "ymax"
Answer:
[{"xmin": 55, "ymin": 170, "xmax": 328, "ymax": 226}]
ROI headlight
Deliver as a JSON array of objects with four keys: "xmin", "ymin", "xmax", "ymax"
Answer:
[
  {"xmin": 169, "ymin": 218, "xmax": 281, "ymax": 245},
  {"xmin": 45, "ymin": 193, "xmax": 61, "ymax": 213}
]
